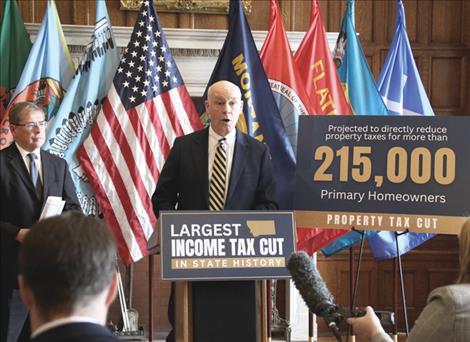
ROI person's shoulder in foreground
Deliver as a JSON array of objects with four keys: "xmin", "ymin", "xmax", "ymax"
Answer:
[
  {"xmin": 19, "ymin": 212, "xmax": 120, "ymax": 342},
  {"xmin": 31, "ymin": 321, "xmax": 118, "ymax": 342}
]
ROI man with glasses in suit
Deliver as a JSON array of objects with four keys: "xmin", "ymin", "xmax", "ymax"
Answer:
[{"xmin": 0, "ymin": 102, "xmax": 80, "ymax": 342}]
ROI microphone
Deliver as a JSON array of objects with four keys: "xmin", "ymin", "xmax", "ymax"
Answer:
[{"xmin": 287, "ymin": 251, "xmax": 394, "ymax": 341}]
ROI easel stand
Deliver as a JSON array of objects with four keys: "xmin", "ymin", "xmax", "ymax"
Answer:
[
  {"xmin": 392, "ymin": 254, "xmax": 398, "ymax": 342},
  {"xmin": 346, "ymin": 229, "xmax": 410, "ymax": 342},
  {"xmin": 302, "ymin": 226, "xmax": 412, "ymax": 342},
  {"xmin": 393, "ymin": 230, "xmax": 410, "ymax": 340},
  {"xmin": 346, "ymin": 227, "xmax": 366, "ymax": 342}
]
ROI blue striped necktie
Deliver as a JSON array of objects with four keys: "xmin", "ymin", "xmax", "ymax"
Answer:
[{"xmin": 209, "ymin": 138, "xmax": 226, "ymax": 211}]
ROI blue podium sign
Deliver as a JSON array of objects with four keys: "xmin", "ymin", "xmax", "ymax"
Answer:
[
  {"xmin": 294, "ymin": 115, "xmax": 470, "ymax": 235},
  {"xmin": 159, "ymin": 211, "xmax": 296, "ymax": 280}
]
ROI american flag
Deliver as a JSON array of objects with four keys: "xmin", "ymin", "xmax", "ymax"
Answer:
[{"xmin": 77, "ymin": 0, "xmax": 202, "ymax": 264}]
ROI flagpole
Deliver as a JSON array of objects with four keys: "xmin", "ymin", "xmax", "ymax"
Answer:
[{"xmin": 149, "ymin": 254, "xmax": 154, "ymax": 342}]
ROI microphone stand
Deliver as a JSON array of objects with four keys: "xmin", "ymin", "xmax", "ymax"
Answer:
[{"xmin": 308, "ymin": 311, "xmax": 314, "ymax": 342}]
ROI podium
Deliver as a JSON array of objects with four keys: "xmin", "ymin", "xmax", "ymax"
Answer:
[
  {"xmin": 151, "ymin": 210, "xmax": 295, "ymax": 342},
  {"xmin": 174, "ymin": 280, "xmax": 261, "ymax": 342}
]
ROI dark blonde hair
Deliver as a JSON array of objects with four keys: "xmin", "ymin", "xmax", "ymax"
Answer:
[
  {"xmin": 9, "ymin": 101, "xmax": 45, "ymax": 124},
  {"xmin": 457, "ymin": 219, "xmax": 470, "ymax": 284}
]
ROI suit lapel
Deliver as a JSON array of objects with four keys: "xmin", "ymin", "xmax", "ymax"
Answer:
[
  {"xmin": 40, "ymin": 150, "xmax": 55, "ymax": 200},
  {"xmin": 226, "ymin": 130, "xmax": 247, "ymax": 206},
  {"xmin": 191, "ymin": 129, "xmax": 209, "ymax": 207},
  {"xmin": 7, "ymin": 144, "xmax": 37, "ymax": 196}
]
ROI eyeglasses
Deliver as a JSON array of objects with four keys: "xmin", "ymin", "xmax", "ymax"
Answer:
[{"xmin": 11, "ymin": 121, "xmax": 47, "ymax": 130}]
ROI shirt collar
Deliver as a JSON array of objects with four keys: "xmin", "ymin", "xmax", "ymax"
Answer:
[
  {"xmin": 208, "ymin": 126, "xmax": 236, "ymax": 145},
  {"xmin": 15, "ymin": 142, "xmax": 41, "ymax": 160}
]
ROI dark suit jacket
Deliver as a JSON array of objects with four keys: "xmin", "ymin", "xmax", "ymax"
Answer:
[
  {"xmin": 31, "ymin": 322, "xmax": 119, "ymax": 342},
  {"xmin": 0, "ymin": 143, "xmax": 80, "ymax": 291},
  {"xmin": 152, "ymin": 128, "xmax": 278, "ymax": 213}
]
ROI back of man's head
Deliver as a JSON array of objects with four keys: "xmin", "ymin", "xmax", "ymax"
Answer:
[{"xmin": 19, "ymin": 211, "xmax": 117, "ymax": 320}]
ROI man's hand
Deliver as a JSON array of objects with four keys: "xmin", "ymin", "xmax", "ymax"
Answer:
[
  {"xmin": 347, "ymin": 306, "xmax": 386, "ymax": 339},
  {"xmin": 16, "ymin": 228, "xmax": 29, "ymax": 242}
]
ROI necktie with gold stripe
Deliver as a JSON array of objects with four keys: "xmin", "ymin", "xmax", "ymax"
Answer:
[{"xmin": 209, "ymin": 138, "xmax": 226, "ymax": 211}]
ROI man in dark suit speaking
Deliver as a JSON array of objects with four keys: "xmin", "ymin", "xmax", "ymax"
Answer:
[
  {"xmin": 0, "ymin": 102, "xmax": 80, "ymax": 342},
  {"xmin": 18, "ymin": 212, "xmax": 119, "ymax": 342},
  {"xmin": 152, "ymin": 80, "xmax": 278, "ymax": 342}
]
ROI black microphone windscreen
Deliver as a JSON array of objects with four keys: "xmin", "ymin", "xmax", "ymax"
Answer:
[{"xmin": 287, "ymin": 251, "xmax": 334, "ymax": 315}]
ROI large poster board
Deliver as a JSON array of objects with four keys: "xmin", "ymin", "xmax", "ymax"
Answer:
[
  {"xmin": 294, "ymin": 115, "xmax": 470, "ymax": 235},
  {"xmin": 159, "ymin": 211, "xmax": 295, "ymax": 280}
]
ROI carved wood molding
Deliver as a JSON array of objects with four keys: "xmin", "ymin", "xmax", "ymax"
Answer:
[
  {"xmin": 25, "ymin": 23, "xmax": 338, "ymax": 96},
  {"xmin": 120, "ymin": 0, "xmax": 252, "ymax": 14}
]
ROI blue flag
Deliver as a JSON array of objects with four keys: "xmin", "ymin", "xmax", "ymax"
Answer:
[
  {"xmin": 1, "ymin": 0, "xmax": 74, "ymax": 148},
  {"xmin": 367, "ymin": 0, "xmax": 435, "ymax": 260},
  {"xmin": 322, "ymin": 0, "xmax": 388, "ymax": 256},
  {"xmin": 321, "ymin": 230, "xmax": 376, "ymax": 257},
  {"xmin": 333, "ymin": 0, "xmax": 389, "ymax": 116},
  {"xmin": 376, "ymin": 0, "xmax": 433, "ymax": 117},
  {"xmin": 198, "ymin": 0, "xmax": 296, "ymax": 209},
  {"xmin": 42, "ymin": 0, "xmax": 120, "ymax": 215}
]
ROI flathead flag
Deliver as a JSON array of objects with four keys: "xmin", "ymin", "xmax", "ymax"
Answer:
[
  {"xmin": 322, "ymin": 0, "xmax": 389, "ymax": 256},
  {"xmin": 0, "ymin": 0, "xmax": 74, "ymax": 149},
  {"xmin": 0, "ymin": 0, "xmax": 31, "ymax": 121},
  {"xmin": 198, "ymin": 0, "xmax": 296, "ymax": 210},
  {"xmin": 333, "ymin": 0, "xmax": 388, "ymax": 116},
  {"xmin": 259, "ymin": 0, "xmax": 314, "ymax": 153},
  {"xmin": 294, "ymin": 0, "xmax": 351, "ymax": 254},
  {"xmin": 368, "ymin": 0, "xmax": 435, "ymax": 260},
  {"xmin": 294, "ymin": 0, "xmax": 352, "ymax": 116},
  {"xmin": 42, "ymin": 0, "xmax": 120, "ymax": 216},
  {"xmin": 77, "ymin": 0, "xmax": 202, "ymax": 263}
]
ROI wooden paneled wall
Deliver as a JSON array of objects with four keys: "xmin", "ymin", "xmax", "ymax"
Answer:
[{"xmin": 2, "ymin": 0, "xmax": 469, "ymax": 337}]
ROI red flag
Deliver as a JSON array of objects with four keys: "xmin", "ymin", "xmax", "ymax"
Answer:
[
  {"xmin": 293, "ymin": 0, "xmax": 352, "ymax": 254},
  {"xmin": 76, "ymin": 0, "xmax": 202, "ymax": 264},
  {"xmin": 259, "ymin": 0, "xmax": 314, "ymax": 153},
  {"xmin": 295, "ymin": 0, "xmax": 352, "ymax": 116}
]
